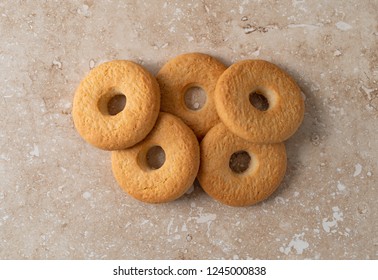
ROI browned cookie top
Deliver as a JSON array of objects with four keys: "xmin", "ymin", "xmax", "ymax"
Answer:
[
  {"xmin": 73, "ymin": 60, "xmax": 160, "ymax": 150},
  {"xmin": 157, "ymin": 53, "xmax": 226, "ymax": 139},
  {"xmin": 215, "ymin": 59, "xmax": 304, "ymax": 143}
]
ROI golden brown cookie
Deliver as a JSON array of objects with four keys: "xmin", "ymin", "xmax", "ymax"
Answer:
[
  {"xmin": 156, "ymin": 53, "xmax": 226, "ymax": 139},
  {"xmin": 215, "ymin": 60, "xmax": 304, "ymax": 143},
  {"xmin": 72, "ymin": 60, "xmax": 160, "ymax": 150},
  {"xmin": 198, "ymin": 123, "xmax": 287, "ymax": 207},
  {"xmin": 111, "ymin": 112, "xmax": 200, "ymax": 203}
]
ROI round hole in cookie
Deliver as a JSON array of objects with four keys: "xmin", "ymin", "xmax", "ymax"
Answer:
[
  {"xmin": 146, "ymin": 146, "xmax": 166, "ymax": 170},
  {"xmin": 184, "ymin": 86, "xmax": 207, "ymax": 111},
  {"xmin": 98, "ymin": 87, "xmax": 127, "ymax": 116},
  {"xmin": 229, "ymin": 151, "xmax": 251, "ymax": 174},
  {"xmin": 249, "ymin": 90, "xmax": 269, "ymax": 111},
  {"xmin": 107, "ymin": 94, "xmax": 126, "ymax": 116}
]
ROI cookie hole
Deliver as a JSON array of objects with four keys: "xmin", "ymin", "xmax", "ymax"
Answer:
[
  {"xmin": 229, "ymin": 151, "xmax": 251, "ymax": 174},
  {"xmin": 146, "ymin": 146, "xmax": 166, "ymax": 170},
  {"xmin": 249, "ymin": 91, "xmax": 269, "ymax": 111},
  {"xmin": 107, "ymin": 94, "xmax": 126, "ymax": 116},
  {"xmin": 184, "ymin": 86, "xmax": 207, "ymax": 111}
]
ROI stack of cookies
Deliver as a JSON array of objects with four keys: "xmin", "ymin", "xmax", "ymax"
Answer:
[{"xmin": 72, "ymin": 53, "xmax": 304, "ymax": 207}]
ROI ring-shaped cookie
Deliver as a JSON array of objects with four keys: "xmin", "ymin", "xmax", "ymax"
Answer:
[
  {"xmin": 156, "ymin": 53, "xmax": 226, "ymax": 139},
  {"xmin": 111, "ymin": 112, "xmax": 200, "ymax": 203},
  {"xmin": 73, "ymin": 60, "xmax": 160, "ymax": 150},
  {"xmin": 215, "ymin": 60, "xmax": 304, "ymax": 143},
  {"xmin": 198, "ymin": 123, "xmax": 287, "ymax": 207}
]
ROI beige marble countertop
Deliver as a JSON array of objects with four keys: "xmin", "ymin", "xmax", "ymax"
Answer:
[{"xmin": 1, "ymin": 0, "xmax": 377, "ymax": 259}]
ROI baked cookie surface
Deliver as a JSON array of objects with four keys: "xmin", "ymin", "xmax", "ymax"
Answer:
[
  {"xmin": 156, "ymin": 53, "xmax": 226, "ymax": 139},
  {"xmin": 72, "ymin": 60, "xmax": 160, "ymax": 150},
  {"xmin": 215, "ymin": 59, "xmax": 304, "ymax": 143},
  {"xmin": 198, "ymin": 123, "xmax": 287, "ymax": 207},
  {"xmin": 111, "ymin": 112, "xmax": 200, "ymax": 203}
]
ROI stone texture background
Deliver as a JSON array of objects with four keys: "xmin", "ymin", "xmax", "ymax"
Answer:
[{"xmin": 0, "ymin": 0, "xmax": 377, "ymax": 259}]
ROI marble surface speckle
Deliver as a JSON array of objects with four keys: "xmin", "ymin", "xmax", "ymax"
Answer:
[{"xmin": 0, "ymin": 0, "xmax": 377, "ymax": 259}]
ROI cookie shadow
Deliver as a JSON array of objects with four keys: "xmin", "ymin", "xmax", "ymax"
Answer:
[{"xmin": 266, "ymin": 65, "xmax": 326, "ymax": 202}]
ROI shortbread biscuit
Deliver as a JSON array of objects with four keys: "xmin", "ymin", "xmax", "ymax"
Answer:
[
  {"xmin": 198, "ymin": 123, "xmax": 287, "ymax": 207},
  {"xmin": 111, "ymin": 112, "xmax": 200, "ymax": 203},
  {"xmin": 156, "ymin": 53, "xmax": 226, "ymax": 139},
  {"xmin": 72, "ymin": 60, "xmax": 160, "ymax": 150},
  {"xmin": 215, "ymin": 60, "xmax": 304, "ymax": 143}
]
